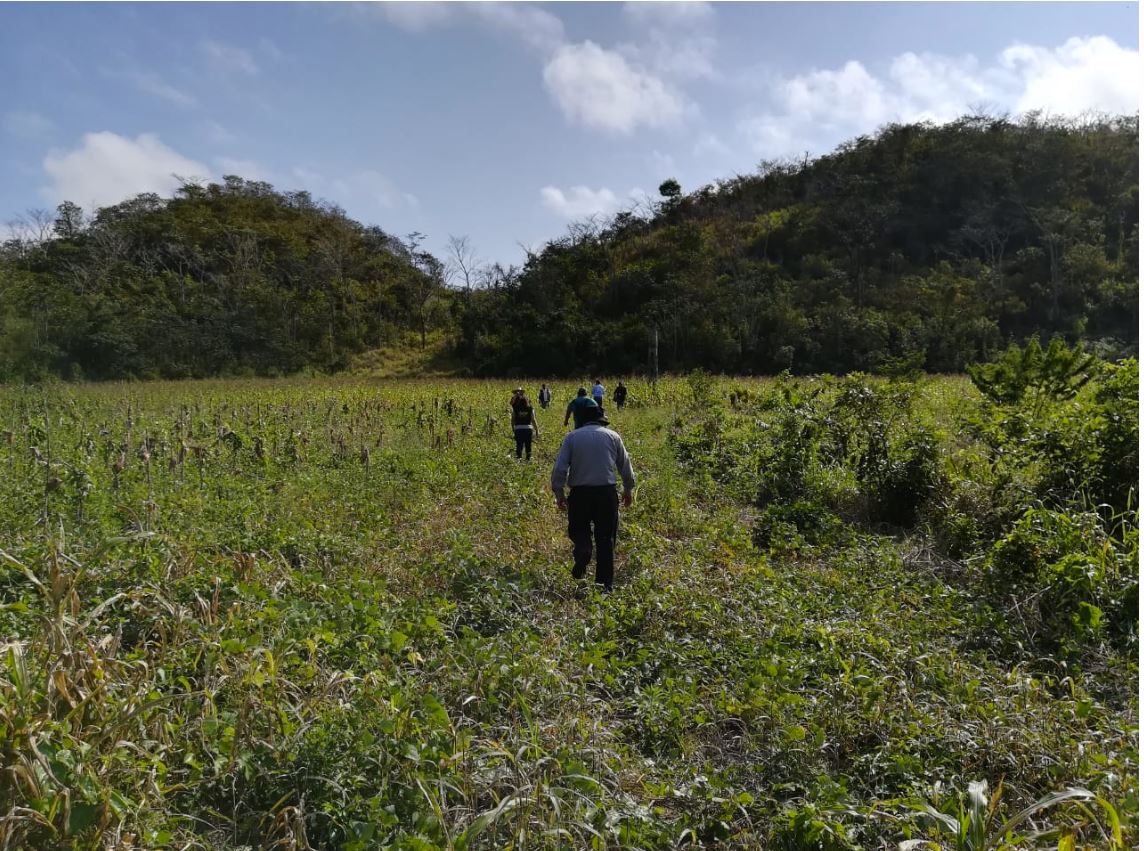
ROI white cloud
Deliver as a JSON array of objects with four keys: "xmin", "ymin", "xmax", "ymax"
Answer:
[
  {"xmin": 470, "ymin": 3, "xmax": 565, "ymax": 53},
  {"xmin": 623, "ymin": 2, "xmax": 713, "ymax": 27},
  {"xmin": 357, "ymin": 2, "xmax": 702, "ymax": 134},
  {"xmin": 4, "ymin": 110, "xmax": 54, "ymax": 139},
  {"xmin": 543, "ymin": 41, "xmax": 688, "ymax": 134},
  {"xmin": 781, "ymin": 60, "xmax": 893, "ymax": 128},
  {"xmin": 127, "ymin": 71, "xmax": 198, "ymax": 108},
  {"xmin": 540, "ymin": 185, "xmax": 622, "ymax": 219},
  {"xmin": 740, "ymin": 35, "xmax": 1139, "ymax": 157},
  {"xmin": 42, "ymin": 132, "xmax": 209, "ymax": 208},
  {"xmin": 202, "ymin": 40, "xmax": 260, "ymax": 75},
  {"xmin": 1002, "ymin": 36, "xmax": 1139, "ymax": 115},
  {"xmin": 620, "ymin": 1, "xmax": 717, "ymax": 82}
]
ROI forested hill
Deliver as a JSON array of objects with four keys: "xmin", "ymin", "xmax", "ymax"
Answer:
[
  {"xmin": 0, "ymin": 178, "xmax": 444, "ymax": 380},
  {"xmin": 457, "ymin": 114, "xmax": 1139, "ymax": 376},
  {"xmin": 1, "ymin": 115, "xmax": 1138, "ymax": 382}
]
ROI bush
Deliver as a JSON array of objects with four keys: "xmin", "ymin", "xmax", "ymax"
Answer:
[{"xmin": 985, "ymin": 507, "xmax": 1135, "ymax": 649}]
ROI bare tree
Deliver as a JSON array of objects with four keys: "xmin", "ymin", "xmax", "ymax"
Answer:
[
  {"xmin": 404, "ymin": 232, "xmax": 445, "ymax": 349},
  {"xmin": 7, "ymin": 208, "xmax": 55, "ymax": 248},
  {"xmin": 446, "ymin": 235, "xmax": 482, "ymax": 292}
]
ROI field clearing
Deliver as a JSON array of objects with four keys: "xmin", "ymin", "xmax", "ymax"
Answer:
[{"xmin": 0, "ymin": 374, "xmax": 1136, "ymax": 850}]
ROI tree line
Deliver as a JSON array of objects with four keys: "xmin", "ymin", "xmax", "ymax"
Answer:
[{"xmin": 1, "ymin": 113, "xmax": 1137, "ymax": 381}]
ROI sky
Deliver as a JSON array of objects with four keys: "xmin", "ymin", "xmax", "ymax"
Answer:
[{"xmin": 1, "ymin": 1, "xmax": 1139, "ymax": 267}]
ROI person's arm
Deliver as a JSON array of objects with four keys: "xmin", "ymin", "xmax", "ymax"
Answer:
[
  {"xmin": 551, "ymin": 434, "xmax": 573, "ymax": 508},
  {"xmin": 563, "ymin": 400, "xmax": 573, "ymax": 426},
  {"xmin": 614, "ymin": 435, "xmax": 636, "ymax": 506},
  {"xmin": 531, "ymin": 410, "xmax": 539, "ymax": 434}
]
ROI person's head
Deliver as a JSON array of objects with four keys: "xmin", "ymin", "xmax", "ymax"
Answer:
[
  {"xmin": 583, "ymin": 404, "xmax": 608, "ymax": 426},
  {"xmin": 541, "ymin": 383, "xmax": 547, "ymax": 389},
  {"xmin": 514, "ymin": 387, "xmax": 523, "ymax": 395},
  {"xmin": 577, "ymin": 387, "xmax": 587, "ymax": 397}
]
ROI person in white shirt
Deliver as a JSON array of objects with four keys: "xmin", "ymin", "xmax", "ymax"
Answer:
[{"xmin": 550, "ymin": 406, "xmax": 636, "ymax": 591}]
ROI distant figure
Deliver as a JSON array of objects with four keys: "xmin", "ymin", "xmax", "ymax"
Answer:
[
  {"xmin": 511, "ymin": 388, "xmax": 539, "ymax": 460},
  {"xmin": 538, "ymin": 384, "xmax": 553, "ymax": 410},
  {"xmin": 591, "ymin": 379, "xmax": 606, "ymax": 408},
  {"xmin": 613, "ymin": 381, "xmax": 628, "ymax": 410},
  {"xmin": 551, "ymin": 405, "xmax": 636, "ymax": 592},
  {"xmin": 564, "ymin": 387, "xmax": 598, "ymax": 429}
]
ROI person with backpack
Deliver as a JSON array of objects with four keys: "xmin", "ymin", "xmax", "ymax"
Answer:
[
  {"xmin": 613, "ymin": 381, "xmax": 628, "ymax": 410},
  {"xmin": 564, "ymin": 387, "xmax": 598, "ymax": 429},
  {"xmin": 538, "ymin": 384, "xmax": 553, "ymax": 410},
  {"xmin": 510, "ymin": 388, "xmax": 539, "ymax": 460},
  {"xmin": 551, "ymin": 405, "xmax": 636, "ymax": 592}
]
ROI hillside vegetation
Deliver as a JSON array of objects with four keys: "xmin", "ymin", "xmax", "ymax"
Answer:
[
  {"xmin": 458, "ymin": 114, "xmax": 1138, "ymax": 376},
  {"xmin": 1, "ymin": 114, "xmax": 1138, "ymax": 383},
  {"xmin": 0, "ymin": 179, "xmax": 445, "ymax": 381}
]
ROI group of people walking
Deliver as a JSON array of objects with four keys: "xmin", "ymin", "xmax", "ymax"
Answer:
[{"xmin": 509, "ymin": 380, "xmax": 635, "ymax": 593}]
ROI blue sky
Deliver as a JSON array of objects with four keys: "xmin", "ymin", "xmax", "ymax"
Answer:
[{"xmin": 1, "ymin": 2, "xmax": 1138, "ymax": 267}]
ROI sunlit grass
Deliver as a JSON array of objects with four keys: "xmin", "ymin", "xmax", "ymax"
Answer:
[{"xmin": 0, "ymin": 375, "xmax": 1134, "ymax": 849}]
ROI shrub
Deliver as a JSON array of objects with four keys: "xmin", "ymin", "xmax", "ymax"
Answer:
[{"xmin": 985, "ymin": 507, "xmax": 1134, "ymax": 649}]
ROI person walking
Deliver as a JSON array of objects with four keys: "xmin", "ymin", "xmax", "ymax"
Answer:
[
  {"xmin": 551, "ymin": 405, "xmax": 636, "ymax": 592},
  {"xmin": 564, "ymin": 387, "xmax": 598, "ymax": 429},
  {"xmin": 511, "ymin": 388, "xmax": 539, "ymax": 460},
  {"xmin": 613, "ymin": 381, "xmax": 628, "ymax": 410},
  {"xmin": 538, "ymin": 384, "xmax": 553, "ymax": 410},
  {"xmin": 591, "ymin": 379, "xmax": 606, "ymax": 409}
]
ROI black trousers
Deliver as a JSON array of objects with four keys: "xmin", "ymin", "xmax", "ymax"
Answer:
[
  {"xmin": 567, "ymin": 485, "xmax": 619, "ymax": 589},
  {"xmin": 514, "ymin": 429, "xmax": 533, "ymax": 459}
]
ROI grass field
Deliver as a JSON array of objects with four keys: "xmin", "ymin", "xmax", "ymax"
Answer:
[{"xmin": 0, "ymin": 374, "xmax": 1136, "ymax": 849}]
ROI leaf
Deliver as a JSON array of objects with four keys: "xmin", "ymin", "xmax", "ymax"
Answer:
[
  {"xmin": 66, "ymin": 801, "xmax": 100, "ymax": 835},
  {"xmin": 987, "ymin": 788, "xmax": 1094, "ymax": 848},
  {"xmin": 421, "ymin": 693, "xmax": 452, "ymax": 730},
  {"xmin": 457, "ymin": 796, "xmax": 525, "ymax": 850}
]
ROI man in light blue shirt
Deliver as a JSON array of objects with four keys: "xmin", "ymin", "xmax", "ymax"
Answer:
[
  {"xmin": 591, "ymin": 379, "xmax": 606, "ymax": 408},
  {"xmin": 551, "ymin": 406, "xmax": 636, "ymax": 591}
]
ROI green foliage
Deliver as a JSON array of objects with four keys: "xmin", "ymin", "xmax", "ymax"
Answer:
[
  {"xmin": 0, "ymin": 375, "xmax": 1136, "ymax": 849},
  {"xmin": 968, "ymin": 336, "xmax": 1098, "ymax": 405},
  {"xmin": 892, "ymin": 779, "xmax": 1122, "ymax": 851},
  {"xmin": 985, "ymin": 506, "xmax": 1135, "ymax": 649},
  {"xmin": 455, "ymin": 115, "xmax": 1137, "ymax": 377},
  {"xmin": 0, "ymin": 179, "xmax": 446, "ymax": 381}
]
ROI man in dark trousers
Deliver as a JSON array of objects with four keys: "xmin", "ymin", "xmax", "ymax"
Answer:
[{"xmin": 550, "ymin": 405, "xmax": 636, "ymax": 592}]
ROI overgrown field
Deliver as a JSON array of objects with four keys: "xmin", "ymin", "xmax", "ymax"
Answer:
[{"xmin": 0, "ymin": 363, "xmax": 1137, "ymax": 849}]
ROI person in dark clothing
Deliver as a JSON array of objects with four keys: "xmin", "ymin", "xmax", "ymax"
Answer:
[
  {"xmin": 551, "ymin": 405, "xmax": 636, "ymax": 591},
  {"xmin": 613, "ymin": 382, "xmax": 628, "ymax": 409},
  {"xmin": 511, "ymin": 388, "xmax": 539, "ymax": 460},
  {"xmin": 564, "ymin": 387, "xmax": 598, "ymax": 429},
  {"xmin": 538, "ymin": 384, "xmax": 552, "ymax": 409}
]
